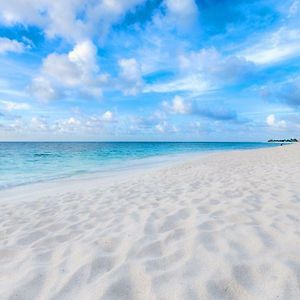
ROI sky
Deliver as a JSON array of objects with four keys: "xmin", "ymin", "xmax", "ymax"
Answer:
[{"xmin": 0, "ymin": 0, "xmax": 300, "ymax": 141}]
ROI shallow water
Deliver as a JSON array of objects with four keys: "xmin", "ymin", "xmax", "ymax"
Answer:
[{"xmin": 0, "ymin": 142, "xmax": 278, "ymax": 189}]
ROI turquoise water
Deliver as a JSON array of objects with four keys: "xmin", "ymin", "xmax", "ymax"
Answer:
[{"xmin": 0, "ymin": 142, "xmax": 279, "ymax": 189}]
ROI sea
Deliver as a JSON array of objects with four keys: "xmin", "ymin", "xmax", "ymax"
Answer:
[{"xmin": 0, "ymin": 142, "xmax": 279, "ymax": 189}]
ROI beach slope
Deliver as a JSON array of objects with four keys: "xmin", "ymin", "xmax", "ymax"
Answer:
[{"xmin": 1, "ymin": 144, "xmax": 300, "ymax": 299}]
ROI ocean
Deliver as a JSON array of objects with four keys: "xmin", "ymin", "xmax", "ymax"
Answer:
[{"xmin": 0, "ymin": 142, "xmax": 279, "ymax": 189}]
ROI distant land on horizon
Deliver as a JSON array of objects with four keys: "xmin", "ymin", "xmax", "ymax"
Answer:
[{"xmin": 268, "ymin": 138, "xmax": 298, "ymax": 143}]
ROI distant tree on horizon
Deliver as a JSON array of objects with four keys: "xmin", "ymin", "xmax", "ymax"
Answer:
[{"xmin": 268, "ymin": 138, "xmax": 298, "ymax": 143}]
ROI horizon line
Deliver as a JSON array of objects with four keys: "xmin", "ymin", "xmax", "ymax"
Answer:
[{"xmin": 0, "ymin": 140, "xmax": 270, "ymax": 143}]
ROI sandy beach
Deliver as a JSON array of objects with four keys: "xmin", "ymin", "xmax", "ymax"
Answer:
[{"xmin": 0, "ymin": 144, "xmax": 300, "ymax": 300}]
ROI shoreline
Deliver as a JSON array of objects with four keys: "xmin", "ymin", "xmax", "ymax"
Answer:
[
  {"xmin": 0, "ymin": 142, "xmax": 281, "ymax": 195},
  {"xmin": 0, "ymin": 141, "xmax": 279, "ymax": 192},
  {"xmin": 0, "ymin": 144, "xmax": 282, "ymax": 200},
  {"xmin": 1, "ymin": 143, "xmax": 300, "ymax": 299},
  {"xmin": 0, "ymin": 150, "xmax": 210, "ymax": 194}
]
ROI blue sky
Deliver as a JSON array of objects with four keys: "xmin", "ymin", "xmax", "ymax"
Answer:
[{"xmin": 0, "ymin": 0, "xmax": 299, "ymax": 141}]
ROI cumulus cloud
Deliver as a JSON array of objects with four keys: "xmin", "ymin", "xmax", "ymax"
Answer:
[
  {"xmin": 266, "ymin": 114, "xmax": 276, "ymax": 126},
  {"xmin": 28, "ymin": 0, "xmax": 199, "ymax": 43},
  {"xmin": 163, "ymin": 0, "xmax": 199, "ymax": 31},
  {"xmin": 162, "ymin": 96, "xmax": 190, "ymax": 114},
  {"xmin": 24, "ymin": 112, "xmax": 115, "ymax": 135},
  {"xmin": 155, "ymin": 121, "xmax": 178, "ymax": 134},
  {"xmin": 1, "ymin": 0, "xmax": 299, "ymax": 141},
  {"xmin": 52, "ymin": 117, "xmax": 83, "ymax": 133},
  {"xmin": 122, "ymin": 112, "xmax": 177, "ymax": 136},
  {"xmin": 162, "ymin": 95, "xmax": 239, "ymax": 121},
  {"xmin": 29, "ymin": 76, "xmax": 62, "ymax": 102},
  {"xmin": 266, "ymin": 114, "xmax": 286, "ymax": 128},
  {"xmin": 1, "ymin": 115, "xmax": 86, "ymax": 136},
  {"xmin": 101, "ymin": 110, "xmax": 113, "ymax": 121},
  {"xmin": 66, "ymin": 117, "xmax": 81, "ymax": 126},
  {"xmin": 118, "ymin": 58, "xmax": 143, "ymax": 95},
  {"xmin": 30, "ymin": 40, "xmax": 108, "ymax": 101},
  {"xmin": 145, "ymin": 48, "xmax": 255, "ymax": 96},
  {"xmin": 179, "ymin": 48, "xmax": 255, "ymax": 83},
  {"xmin": 31, "ymin": 117, "xmax": 48, "ymax": 131},
  {"xmin": 0, "ymin": 37, "xmax": 26, "ymax": 54},
  {"xmin": 0, "ymin": 0, "xmax": 146, "ymax": 42}
]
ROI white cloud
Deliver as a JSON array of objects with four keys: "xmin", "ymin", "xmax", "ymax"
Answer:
[
  {"xmin": 155, "ymin": 123, "xmax": 165, "ymax": 133},
  {"xmin": 144, "ymin": 75, "xmax": 213, "ymax": 95},
  {"xmin": 43, "ymin": 54, "xmax": 79, "ymax": 86},
  {"xmin": 165, "ymin": 0, "xmax": 197, "ymax": 17},
  {"xmin": 0, "ymin": 0, "xmax": 195, "ymax": 47},
  {"xmin": 53, "ymin": 116, "xmax": 92, "ymax": 133},
  {"xmin": 119, "ymin": 58, "xmax": 141, "ymax": 82},
  {"xmin": 68, "ymin": 41, "xmax": 98, "ymax": 73},
  {"xmin": 162, "ymin": 95, "xmax": 190, "ymax": 114},
  {"xmin": 88, "ymin": 0, "xmax": 146, "ymax": 39},
  {"xmin": 266, "ymin": 114, "xmax": 286, "ymax": 128},
  {"xmin": 42, "ymin": 40, "xmax": 99, "ymax": 87},
  {"xmin": 0, "ymin": 100, "xmax": 30, "ymax": 111},
  {"xmin": 171, "ymin": 96, "xmax": 188, "ymax": 114},
  {"xmin": 118, "ymin": 58, "xmax": 143, "ymax": 95},
  {"xmin": 30, "ymin": 40, "xmax": 108, "ymax": 101},
  {"xmin": 164, "ymin": 0, "xmax": 199, "ymax": 31},
  {"xmin": 29, "ymin": 76, "xmax": 61, "ymax": 102},
  {"xmin": 0, "ymin": 1, "xmax": 45, "ymax": 25},
  {"xmin": 162, "ymin": 95, "xmax": 239, "ymax": 121},
  {"xmin": 31, "ymin": 117, "xmax": 48, "ymax": 130},
  {"xmin": 0, "ymin": 37, "xmax": 26, "ymax": 54},
  {"xmin": 0, "ymin": 0, "xmax": 146, "ymax": 42},
  {"xmin": 179, "ymin": 48, "xmax": 255, "ymax": 82},
  {"xmin": 155, "ymin": 121, "xmax": 178, "ymax": 134},
  {"xmin": 241, "ymin": 26, "xmax": 300, "ymax": 65},
  {"xmin": 102, "ymin": 110, "xmax": 113, "ymax": 121},
  {"xmin": 67, "ymin": 117, "xmax": 81, "ymax": 126},
  {"xmin": 266, "ymin": 114, "xmax": 276, "ymax": 126},
  {"xmin": 288, "ymin": 0, "xmax": 300, "ymax": 17},
  {"xmin": 145, "ymin": 48, "xmax": 254, "ymax": 95}
]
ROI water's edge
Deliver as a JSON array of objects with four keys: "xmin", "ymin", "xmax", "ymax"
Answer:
[{"xmin": 0, "ymin": 142, "xmax": 280, "ymax": 190}]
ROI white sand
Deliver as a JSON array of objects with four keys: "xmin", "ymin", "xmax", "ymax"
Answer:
[{"xmin": 1, "ymin": 144, "xmax": 300, "ymax": 300}]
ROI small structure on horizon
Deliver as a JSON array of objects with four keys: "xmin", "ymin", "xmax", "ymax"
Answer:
[{"xmin": 268, "ymin": 138, "xmax": 298, "ymax": 143}]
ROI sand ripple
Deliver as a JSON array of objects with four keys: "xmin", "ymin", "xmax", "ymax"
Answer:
[{"xmin": 1, "ymin": 144, "xmax": 300, "ymax": 299}]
